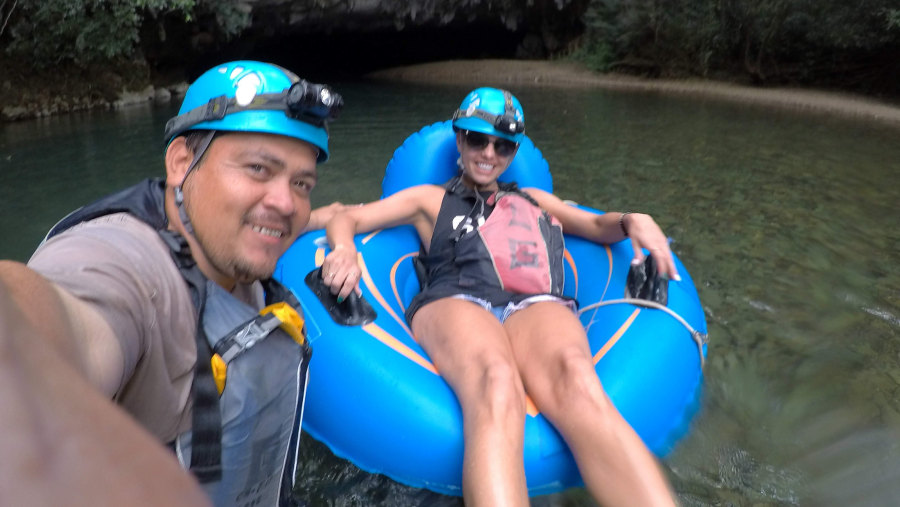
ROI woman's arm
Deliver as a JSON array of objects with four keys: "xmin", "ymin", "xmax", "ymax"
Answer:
[
  {"xmin": 302, "ymin": 201, "xmax": 355, "ymax": 233},
  {"xmin": 323, "ymin": 185, "xmax": 444, "ymax": 300},
  {"xmin": 523, "ymin": 188, "xmax": 681, "ymax": 281}
]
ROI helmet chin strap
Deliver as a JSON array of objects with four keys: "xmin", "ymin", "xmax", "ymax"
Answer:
[
  {"xmin": 175, "ymin": 130, "xmax": 217, "ymax": 237},
  {"xmin": 456, "ymin": 157, "xmax": 478, "ymax": 189}
]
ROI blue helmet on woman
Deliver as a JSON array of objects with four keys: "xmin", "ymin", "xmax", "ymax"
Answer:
[
  {"xmin": 451, "ymin": 87, "xmax": 525, "ymax": 143},
  {"xmin": 164, "ymin": 60, "xmax": 342, "ymax": 163}
]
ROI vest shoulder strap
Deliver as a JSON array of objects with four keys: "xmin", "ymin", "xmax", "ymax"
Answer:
[
  {"xmin": 46, "ymin": 178, "xmax": 168, "ymax": 241},
  {"xmin": 44, "ymin": 178, "xmax": 224, "ymax": 482}
]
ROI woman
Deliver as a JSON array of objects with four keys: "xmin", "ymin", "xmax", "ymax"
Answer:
[{"xmin": 322, "ymin": 87, "xmax": 679, "ymax": 506}]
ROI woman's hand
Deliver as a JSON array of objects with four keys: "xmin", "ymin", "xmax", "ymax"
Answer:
[
  {"xmin": 622, "ymin": 213, "xmax": 681, "ymax": 281},
  {"xmin": 320, "ymin": 244, "xmax": 362, "ymax": 302}
]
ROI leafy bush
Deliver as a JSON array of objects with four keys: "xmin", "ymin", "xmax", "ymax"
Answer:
[
  {"xmin": 576, "ymin": 0, "xmax": 900, "ymax": 88},
  {"xmin": 3, "ymin": 0, "xmax": 249, "ymax": 68}
]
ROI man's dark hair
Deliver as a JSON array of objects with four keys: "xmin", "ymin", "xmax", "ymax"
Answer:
[{"xmin": 184, "ymin": 130, "xmax": 213, "ymax": 156}]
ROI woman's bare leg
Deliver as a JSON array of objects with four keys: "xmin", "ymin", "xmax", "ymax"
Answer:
[
  {"xmin": 412, "ymin": 298, "xmax": 529, "ymax": 507},
  {"xmin": 505, "ymin": 302, "xmax": 676, "ymax": 507}
]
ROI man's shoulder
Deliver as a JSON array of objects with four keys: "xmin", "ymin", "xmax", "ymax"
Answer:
[
  {"xmin": 38, "ymin": 212, "xmax": 164, "ymax": 252},
  {"xmin": 29, "ymin": 212, "xmax": 177, "ymax": 286},
  {"xmin": 69, "ymin": 211, "xmax": 160, "ymax": 234}
]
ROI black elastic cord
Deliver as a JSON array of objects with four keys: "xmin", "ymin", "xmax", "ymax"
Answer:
[
  {"xmin": 187, "ymin": 312, "xmax": 223, "ymax": 483},
  {"xmin": 163, "ymin": 90, "xmax": 331, "ymax": 144},
  {"xmin": 175, "ymin": 130, "xmax": 216, "ymax": 238},
  {"xmin": 160, "ymin": 230, "xmax": 223, "ymax": 483}
]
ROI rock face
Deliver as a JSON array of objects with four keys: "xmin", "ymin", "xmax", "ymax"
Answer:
[{"xmin": 0, "ymin": 82, "xmax": 187, "ymax": 122}]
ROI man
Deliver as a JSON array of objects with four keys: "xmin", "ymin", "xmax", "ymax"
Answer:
[{"xmin": 0, "ymin": 61, "xmax": 343, "ymax": 506}]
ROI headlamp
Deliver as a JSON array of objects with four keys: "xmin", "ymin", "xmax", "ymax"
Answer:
[
  {"xmin": 494, "ymin": 89, "xmax": 525, "ymax": 135},
  {"xmin": 492, "ymin": 112, "xmax": 525, "ymax": 136},
  {"xmin": 286, "ymin": 80, "xmax": 344, "ymax": 122},
  {"xmin": 164, "ymin": 79, "xmax": 344, "ymax": 144}
]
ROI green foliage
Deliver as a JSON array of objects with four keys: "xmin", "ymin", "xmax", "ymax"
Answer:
[
  {"xmin": 4, "ymin": 0, "xmax": 249, "ymax": 68},
  {"xmin": 577, "ymin": 0, "xmax": 900, "ymax": 87},
  {"xmin": 889, "ymin": 9, "xmax": 900, "ymax": 30},
  {"xmin": 569, "ymin": 39, "xmax": 614, "ymax": 72},
  {"xmin": 212, "ymin": 1, "xmax": 251, "ymax": 41}
]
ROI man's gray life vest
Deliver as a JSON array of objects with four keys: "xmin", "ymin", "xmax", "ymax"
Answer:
[{"xmin": 46, "ymin": 178, "xmax": 311, "ymax": 506}]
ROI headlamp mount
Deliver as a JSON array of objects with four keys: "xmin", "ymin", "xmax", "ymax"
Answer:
[{"xmin": 164, "ymin": 79, "xmax": 344, "ymax": 144}]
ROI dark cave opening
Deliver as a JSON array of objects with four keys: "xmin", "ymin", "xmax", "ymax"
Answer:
[{"xmin": 181, "ymin": 21, "xmax": 527, "ymax": 83}]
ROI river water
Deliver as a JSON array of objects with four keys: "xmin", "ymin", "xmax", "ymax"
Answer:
[{"xmin": 2, "ymin": 80, "xmax": 899, "ymax": 506}]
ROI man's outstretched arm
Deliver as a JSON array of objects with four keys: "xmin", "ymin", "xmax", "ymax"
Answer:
[{"xmin": 0, "ymin": 261, "xmax": 211, "ymax": 507}]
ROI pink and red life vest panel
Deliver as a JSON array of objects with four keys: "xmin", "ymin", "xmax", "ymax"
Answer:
[{"xmin": 405, "ymin": 176, "xmax": 566, "ymax": 322}]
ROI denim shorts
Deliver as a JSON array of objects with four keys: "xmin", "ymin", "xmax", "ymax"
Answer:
[{"xmin": 450, "ymin": 293, "xmax": 577, "ymax": 324}]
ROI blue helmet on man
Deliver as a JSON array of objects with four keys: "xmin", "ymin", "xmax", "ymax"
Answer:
[
  {"xmin": 164, "ymin": 60, "xmax": 342, "ymax": 163},
  {"xmin": 451, "ymin": 87, "xmax": 525, "ymax": 144}
]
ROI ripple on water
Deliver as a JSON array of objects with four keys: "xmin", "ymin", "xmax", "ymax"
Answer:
[{"xmin": 3, "ymin": 82, "xmax": 900, "ymax": 506}]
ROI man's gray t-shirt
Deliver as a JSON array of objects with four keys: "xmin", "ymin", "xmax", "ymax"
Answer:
[{"xmin": 29, "ymin": 212, "xmax": 262, "ymax": 442}]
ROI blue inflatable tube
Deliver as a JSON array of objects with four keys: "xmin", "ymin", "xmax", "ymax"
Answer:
[{"xmin": 275, "ymin": 121, "xmax": 707, "ymax": 496}]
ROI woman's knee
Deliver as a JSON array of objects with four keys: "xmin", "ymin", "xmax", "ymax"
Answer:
[
  {"xmin": 464, "ymin": 359, "xmax": 526, "ymax": 419},
  {"xmin": 540, "ymin": 348, "xmax": 610, "ymax": 415}
]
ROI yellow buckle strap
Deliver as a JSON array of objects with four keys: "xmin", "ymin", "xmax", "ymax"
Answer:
[
  {"xmin": 260, "ymin": 302, "xmax": 307, "ymax": 346},
  {"xmin": 211, "ymin": 353, "xmax": 227, "ymax": 395},
  {"xmin": 209, "ymin": 302, "xmax": 306, "ymax": 396}
]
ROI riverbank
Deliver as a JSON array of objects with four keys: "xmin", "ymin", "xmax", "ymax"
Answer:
[
  {"xmin": 0, "ymin": 57, "xmax": 189, "ymax": 122},
  {"xmin": 368, "ymin": 59, "xmax": 900, "ymax": 129},
  {"xmin": 0, "ymin": 83, "xmax": 189, "ymax": 122},
  {"xmin": 5, "ymin": 58, "xmax": 900, "ymax": 129}
]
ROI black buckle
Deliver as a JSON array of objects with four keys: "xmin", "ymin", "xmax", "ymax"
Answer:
[
  {"xmin": 304, "ymin": 268, "xmax": 377, "ymax": 327},
  {"xmin": 625, "ymin": 255, "xmax": 668, "ymax": 305}
]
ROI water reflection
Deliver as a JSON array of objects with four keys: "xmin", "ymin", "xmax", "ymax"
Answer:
[{"xmin": 1, "ymin": 80, "xmax": 899, "ymax": 506}]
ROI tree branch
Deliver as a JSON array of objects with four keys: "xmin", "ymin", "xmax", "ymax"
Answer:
[{"xmin": 0, "ymin": 0, "xmax": 18, "ymax": 38}]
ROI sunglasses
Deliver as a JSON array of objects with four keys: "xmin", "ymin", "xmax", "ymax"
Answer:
[{"xmin": 462, "ymin": 130, "xmax": 518, "ymax": 158}]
